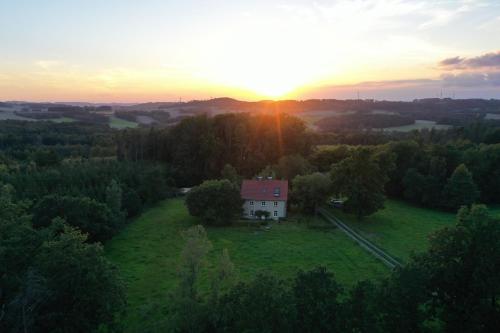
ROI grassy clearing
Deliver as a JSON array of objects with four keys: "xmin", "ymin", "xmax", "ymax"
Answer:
[
  {"xmin": 105, "ymin": 198, "xmax": 388, "ymax": 329},
  {"xmin": 327, "ymin": 200, "xmax": 456, "ymax": 262},
  {"xmin": 109, "ymin": 115, "xmax": 139, "ymax": 129},
  {"xmin": 49, "ymin": 116, "xmax": 76, "ymax": 123},
  {"xmin": 382, "ymin": 120, "xmax": 452, "ymax": 132}
]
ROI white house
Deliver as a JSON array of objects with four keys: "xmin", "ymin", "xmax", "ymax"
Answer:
[{"xmin": 240, "ymin": 177, "xmax": 288, "ymax": 220}]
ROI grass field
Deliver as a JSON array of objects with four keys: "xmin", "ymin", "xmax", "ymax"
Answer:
[
  {"xmin": 327, "ymin": 200, "xmax": 456, "ymax": 262},
  {"xmin": 109, "ymin": 115, "xmax": 139, "ymax": 129},
  {"xmin": 105, "ymin": 198, "xmax": 388, "ymax": 330},
  {"xmin": 382, "ymin": 120, "xmax": 452, "ymax": 132}
]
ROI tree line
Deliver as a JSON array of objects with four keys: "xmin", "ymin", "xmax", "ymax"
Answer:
[{"xmin": 116, "ymin": 113, "xmax": 312, "ymax": 185}]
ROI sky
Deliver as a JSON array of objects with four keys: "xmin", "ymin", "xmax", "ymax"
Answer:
[{"xmin": 1, "ymin": 0, "xmax": 500, "ymax": 102}]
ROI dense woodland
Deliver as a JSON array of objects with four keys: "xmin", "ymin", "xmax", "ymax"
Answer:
[{"xmin": 1, "ymin": 108, "xmax": 500, "ymax": 332}]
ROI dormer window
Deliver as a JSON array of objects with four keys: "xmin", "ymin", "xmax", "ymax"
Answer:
[{"xmin": 273, "ymin": 187, "xmax": 280, "ymax": 197}]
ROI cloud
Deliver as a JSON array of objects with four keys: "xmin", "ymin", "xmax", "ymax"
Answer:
[
  {"xmin": 441, "ymin": 72, "xmax": 500, "ymax": 87},
  {"xmin": 35, "ymin": 60, "xmax": 61, "ymax": 70},
  {"xmin": 439, "ymin": 51, "xmax": 500, "ymax": 69}
]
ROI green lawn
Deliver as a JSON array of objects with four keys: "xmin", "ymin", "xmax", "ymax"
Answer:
[
  {"xmin": 105, "ymin": 198, "xmax": 388, "ymax": 330},
  {"xmin": 109, "ymin": 115, "xmax": 139, "ymax": 129},
  {"xmin": 327, "ymin": 200, "xmax": 456, "ymax": 262}
]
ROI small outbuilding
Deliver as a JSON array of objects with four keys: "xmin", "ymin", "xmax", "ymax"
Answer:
[{"xmin": 240, "ymin": 177, "xmax": 288, "ymax": 220}]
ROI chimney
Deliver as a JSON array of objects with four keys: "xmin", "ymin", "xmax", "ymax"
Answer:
[
  {"xmin": 267, "ymin": 176, "xmax": 273, "ymax": 180},
  {"xmin": 257, "ymin": 176, "xmax": 263, "ymax": 181}
]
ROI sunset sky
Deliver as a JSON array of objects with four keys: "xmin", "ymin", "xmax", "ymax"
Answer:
[{"xmin": 1, "ymin": 0, "xmax": 500, "ymax": 102}]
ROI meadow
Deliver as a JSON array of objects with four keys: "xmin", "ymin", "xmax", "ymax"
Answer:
[
  {"xmin": 382, "ymin": 119, "xmax": 452, "ymax": 132},
  {"xmin": 109, "ymin": 115, "xmax": 139, "ymax": 129},
  {"xmin": 105, "ymin": 198, "xmax": 388, "ymax": 329},
  {"xmin": 328, "ymin": 199, "xmax": 456, "ymax": 261}
]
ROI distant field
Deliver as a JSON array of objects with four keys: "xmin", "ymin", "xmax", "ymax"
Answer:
[
  {"xmin": 109, "ymin": 115, "xmax": 139, "ymax": 129},
  {"xmin": 296, "ymin": 110, "xmax": 356, "ymax": 129},
  {"xmin": 382, "ymin": 120, "xmax": 452, "ymax": 132},
  {"xmin": 105, "ymin": 198, "xmax": 388, "ymax": 330},
  {"xmin": 327, "ymin": 200, "xmax": 456, "ymax": 262},
  {"xmin": 485, "ymin": 113, "xmax": 500, "ymax": 120},
  {"xmin": 0, "ymin": 110, "xmax": 36, "ymax": 121},
  {"xmin": 48, "ymin": 116, "xmax": 76, "ymax": 123},
  {"xmin": 0, "ymin": 110, "xmax": 76, "ymax": 123}
]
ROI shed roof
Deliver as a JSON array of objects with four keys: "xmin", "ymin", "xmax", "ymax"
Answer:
[{"xmin": 240, "ymin": 179, "xmax": 288, "ymax": 201}]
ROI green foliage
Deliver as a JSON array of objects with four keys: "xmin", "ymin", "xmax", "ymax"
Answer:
[
  {"xmin": 415, "ymin": 204, "xmax": 500, "ymax": 332},
  {"xmin": 292, "ymin": 172, "xmax": 332, "ymax": 213},
  {"xmin": 214, "ymin": 274, "xmax": 295, "ymax": 332},
  {"xmin": 25, "ymin": 225, "xmax": 126, "ymax": 333},
  {"xmin": 32, "ymin": 195, "xmax": 115, "ymax": 242},
  {"xmin": 1, "ymin": 195, "xmax": 125, "ymax": 333},
  {"xmin": 309, "ymin": 145, "xmax": 351, "ymax": 172},
  {"xmin": 293, "ymin": 267, "xmax": 343, "ymax": 332},
  {"xmin": 444, "ymin": 163, "xmax": 480, "ymax": 211},
  {"xmin": 186, "ymin": 179, "xmax": 243, "ymax": 226},
  {"xmin": 331, "ymin": 148, "xmax": 391, "ymax": 219},
  {"xmin": 33, "ymin": 149, "xmax": 61, "ymax": 167},
  {"xmin": 177, "ymin": 225, "xmax": 213, "ymax": 300},
  {"xmin": 106, "ymin": 179, "xmax": 126, "ymax": 225},
  {"xmin": 220, "ymin": 164, "xmax": 241, "ymax": 185},
  {"xmin": 116, "ymin": 112, "xmax": 312, "ymax": 185},
  {"xmin": 276, "ymin": 154, "xmax": 313, "ymax": 180},
  {"xmin": 254, "ymin": 210, "xmax": 270, "ymax": 220}
]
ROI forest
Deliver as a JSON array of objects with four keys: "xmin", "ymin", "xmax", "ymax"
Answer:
[{"xmin": 1, "ymin": 110, "xmax": 500, "ymax": 332}]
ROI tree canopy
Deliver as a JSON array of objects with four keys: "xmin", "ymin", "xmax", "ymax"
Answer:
[{"xmin": 186, "ymin": 179, "xmax": 243, "ymax": 226}]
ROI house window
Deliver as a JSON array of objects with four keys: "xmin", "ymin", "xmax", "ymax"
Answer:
[
  {"xmin": 261, "ymin": 201, "xmax": 266, "ymax": 206},
  {"xmin": 250, "ymin": 210, "xmax": 254, "ymax": 216},
  {"xmin": 273, "ymin": 211, "xmax": 278, "ymax": 217},
  {"xmin": 273, "ymin": 201, "xmax": 278, "ymax": 207},
  {"xmin": 249, "ymin": 201, "xmax": 254, "ymax": 206}
]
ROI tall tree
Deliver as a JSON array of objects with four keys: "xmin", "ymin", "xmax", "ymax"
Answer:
[
  {"xmin": 220, "ymin": 164, "xmax": 242, "ymax": 185},
  {"xmin": 415, "ymin": 205, "xmax": 500, "ymax": 332},
  {"xmin": 291, "ymin": 172, "xmax": 332, "ymax": 214},
  {"xmin": 331, "ymin": 148, "xmax": 390, "ymax": 219},
  {"xmin": 443, "ymin": 163, "xmax": 480, "ymax": 211},
  {"xmin": 276, "ymin": 154, "xmax": 313, "ymax": 180},
  {"xmin": 293, "ymin": 267, "xmax": 343, "ymax": 332}
]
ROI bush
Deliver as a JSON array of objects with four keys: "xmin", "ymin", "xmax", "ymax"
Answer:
[{"xmin": 185, "ymin": 179, "xmax": 243, "ymax": 226}]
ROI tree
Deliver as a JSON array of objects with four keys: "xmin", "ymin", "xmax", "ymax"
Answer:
[
  {"xmin": 32, "ymin": 195, "xmax": 114, "ymax": 242},
  {"xmin": 291, "ymin": 172, "xmax": 332, "ymax": 214},
  {"xmin": 3, "ymin": 223, "xmax": 126, "ymax": 333},
  {"xmin": 170, "ymin": 225, "xmax": 213, "ymax": 332},
  {"xmin": 186, "ymin": 179, "xmax": 243, "ymax": 226},
  {"xmin": 340, "ymin": 280, "xmax": 379, "ymax": 333},
  {"xmin": 210, "ymin": 249, "xmax": 238, "ymax": 303},
  {"xmin": 414, "ymin": 205, "xmax": 500, "ymax": 332},
  {"xmin": 214, "ymin": 274, "xmax": 295, "ymax": 332},
  {"xmin": 177, "ymin": 225, "xmax": 213, "ymax": 300},
  {"xmin": 403, "ymin": 168, "xmax": 426, "ymax": 204},
  {"xmin": 31, "ymin": 224, "xmax": 126, "ymax": 333},
  {"xmin": 443, "ymin": 163, "xmax": 480, "ymax": 211},
  {"xmin": 276, "ymin": 154, "xmax": 313, "ymax": 180},
  {"xmin": 293, "ymin": 267, "xmax": 343, "ymax": 332},
  {"xmin": 220, "ymin": 164, "xmax": 242, "ymax": 185},
  {"xmin": 106, "ymin": 179, "xmax": 126, "ymax": 225},
  {"xmin": 122, "ymin": 187, "xmax": 142, "ymax": 217},
  {"xmin": 331, "ymin": 148, "xmax": 389, "ymax": 219}
]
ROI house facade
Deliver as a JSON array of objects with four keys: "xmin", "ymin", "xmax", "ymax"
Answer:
[{"xmin": 240, "ymin": 178, "xmax": 288, "ymax": 220}]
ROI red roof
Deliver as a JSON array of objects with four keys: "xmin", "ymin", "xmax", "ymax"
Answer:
[{"xmin": 240, "ymin": 179, "xmax": 288, "ymax": 201}]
